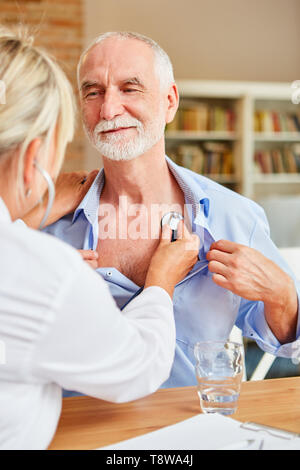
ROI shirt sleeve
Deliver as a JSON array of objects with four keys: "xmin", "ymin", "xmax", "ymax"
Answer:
[
  {"xmin": 30, "ymin": 262, "xmax": 176, "ymax": 403},
  {"xmin": 236, "ymin": 204, "xmax": 300, "ymax": 359}
]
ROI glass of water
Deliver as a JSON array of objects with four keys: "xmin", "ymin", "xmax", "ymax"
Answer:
[{"xmin": 194, "ymin": 341, "xmax": 244, "ymax": 416}]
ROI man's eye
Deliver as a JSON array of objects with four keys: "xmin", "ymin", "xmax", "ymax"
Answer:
[
  {"xmin": 123, "ymin": 88, "xmax": 137, "ymax": 93},
  {"xmin": 86, "ymin": 92, "xmax": 98, "ymax": 97},
  {"xmin": 84, "ymin": 90, "xmax": 104, "ymax": 99}
]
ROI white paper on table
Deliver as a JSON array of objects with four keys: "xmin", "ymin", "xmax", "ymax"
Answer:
[{"xmin": 98, "ymin": 413, "xmax": 300, "ymax": 450}]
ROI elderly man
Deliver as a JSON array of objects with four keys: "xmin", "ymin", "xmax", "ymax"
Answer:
[{"xmin": 43, "ymin": 32, "xmax": 299, "ymax": 387}]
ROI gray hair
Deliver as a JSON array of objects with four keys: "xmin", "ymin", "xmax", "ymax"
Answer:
[{"xmin": 77, "ymin": 31, "xmax": 175, "ymax": 91}]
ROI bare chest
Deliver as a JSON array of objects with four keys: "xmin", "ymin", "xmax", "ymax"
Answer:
[
  {"xmin": 96, "ymin": 184, "xmax": 185, "ymax": 286},
  {"xmin": 96, "ymin": 237, "xmax": 159, "ymax": 287},
  {"xmin": 95, "ymin": 208, "xmax": 161, "ymax": 286}
]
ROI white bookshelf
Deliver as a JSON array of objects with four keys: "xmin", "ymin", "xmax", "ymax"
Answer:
[
  {"xmin": 254, "ymin": 132, "xmax": 300, "ymax": 142},
  {"xmin": 166, "ymin": 131, "xmax": 237, "ymax": 141},
  {"xmin": 166, "ymin": 80, "xmax": 300, "ymax": 200},
  {"xmin": 254, "ymin": 174, "xmax": 300, "ymax": 184}
]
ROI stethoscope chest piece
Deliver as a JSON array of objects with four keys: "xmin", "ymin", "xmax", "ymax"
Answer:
[{"xmin": 161, "ymin": 211, "xmax": 184, "ymax": 242}]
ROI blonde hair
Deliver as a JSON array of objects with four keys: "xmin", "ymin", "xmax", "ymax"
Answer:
[{"xmin": 0, "ymin": 26, "xmax": 76, "ymax": 199}]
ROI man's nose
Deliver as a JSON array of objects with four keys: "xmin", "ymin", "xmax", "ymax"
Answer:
[{"xmin": 100, "ymin": 89, "xmax": 124, "ymax": 121}]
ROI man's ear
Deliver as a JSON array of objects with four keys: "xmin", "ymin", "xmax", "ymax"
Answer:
[
  {"xmin": 165, "ymin": 83, "xmax": 179, "ymax": 124},
  {"xmin": 23, "ymin": 138, "xmax": 42, "ymax": 187}
]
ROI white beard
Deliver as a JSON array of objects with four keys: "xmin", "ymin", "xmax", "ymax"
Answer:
[{"xmin": 84, "ymin": 113, "xmax": 165, "ymax": 161}]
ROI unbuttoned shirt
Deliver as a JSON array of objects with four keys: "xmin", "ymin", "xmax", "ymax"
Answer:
[{"xmin": 44, "ymin": 156, "xmax": 300, "ymax": 387}]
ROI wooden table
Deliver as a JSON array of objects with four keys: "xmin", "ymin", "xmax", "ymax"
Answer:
[{"xmin": 49, "ymin": 376, "xmax": 300, "ymax": 450}]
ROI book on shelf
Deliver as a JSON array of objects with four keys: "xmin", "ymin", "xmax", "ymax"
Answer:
[
  {"xmin": 169, "ymin": 142, "xmax": 234, "ymax": 177},
  {"xmin": 254, "ymin": 144, "xmax": 300, "ymax": 174},
  {"xmin": 254, "ymin": 110, "xmax": 300, "ymax": 133},
  {"xmin": 166, "ymin": 103, "xmax": 235, "ymax": 133}
]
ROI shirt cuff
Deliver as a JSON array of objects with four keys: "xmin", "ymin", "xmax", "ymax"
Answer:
[
  {"xmin": 138, "ymin": 286, "xmax": 173, "ymax": 308},
  {"xmin": 121, "ymin": 285, "xmax": 173, "ymax": 315},
  {"xmin": 243, "ymin": 296, "xmax": 300, "ymax": 359}
]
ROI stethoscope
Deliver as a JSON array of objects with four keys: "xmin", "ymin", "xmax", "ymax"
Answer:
[
  {"xmin": 34, "ymin": 161, "xmax": 55, "ymax": 230},
  {"xmin": 34, "ymin": 175, "xmax": 199, "ymax": 309},
  {"xmin": 160, "ymin": 211, "xmax": 184, "ymax": 241},
  {"xmin": 120, "ymin": 211, "xmax": 184, "ymax": 310},
  {"xmin": 33, "ymin": 171, "xmax": 198, "ymax": 308}
]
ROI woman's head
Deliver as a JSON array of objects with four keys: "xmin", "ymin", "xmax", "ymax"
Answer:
[{"xmin": 0, "ymin": 26, "xmax": 75, "ymax": 212}]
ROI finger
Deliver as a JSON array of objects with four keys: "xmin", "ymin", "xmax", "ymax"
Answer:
[
  {"xmin": 160, "ymin": 223, "xmax": 172, "ymax": 242},
  {"xmin": 211, "ymin": 273, "xmax": 231, "ymax": 289},
  {"xmin": 77, "ymin": 171, "xmax": 89, "ymax": 179},
  {"xmin": 84, "ymin": 251, "xmax": 98, "ymax": 260},
  {"xmin": 206, "ymin": 249, "xmax": 231, "ymax": 265},
  {"xmin": 78, "ymin": 249, "xmax": 98, "ymax": 260},
  {"xmin": 80, "ymin": 176, "xmax": 88, "ymax": 185},
  {"xmin": 54, "ymin": 171, "xmax": 78, "ymax": 185},
  {"xmin": 72, "ymin": 171, "xmax": 88, "ymax": 181},
  {"xmin": 208, "ymin": 260, "xmax": 228, "ymax": 277},
  {"xmin": 79, "ymin": 169, "xmax": 99, "ymax": 190},
  {"xmin": 81, "ymin": 170, "xmax": 98, "ymax": 187},
  {"xmin": 185, "ymin": 233, "xmax": 200, "ymax": 252},
  {"xmin": 176, "ymin": 220, "xmax": 191, "ymax": 240},
  {"xmin": 86, "ymin": 169, "xmax": 99, "ymax": 181},
  {"xmin": 85, "ymin": 259, "xmax": 98, "ymax": 270},
  {"xmin": 210, "ymin": 239, "xmax": 237, "ymax": 254}
]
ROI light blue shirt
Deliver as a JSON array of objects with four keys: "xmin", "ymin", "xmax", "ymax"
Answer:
[{"xmin": 44, "ymin": 156, "xmax": 300, "ymax": 387}]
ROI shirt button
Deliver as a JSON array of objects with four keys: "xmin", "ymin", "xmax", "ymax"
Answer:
[{"xmin": 106, "ymin": 271, "xmax": 113, "ymax": 277}]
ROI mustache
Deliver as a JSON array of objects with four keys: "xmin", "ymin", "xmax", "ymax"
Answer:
[{"xmin": 94, "ymin": 117, "xmax": 143, "ymax": 133}]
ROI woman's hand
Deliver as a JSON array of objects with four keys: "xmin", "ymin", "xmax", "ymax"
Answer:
[
  {"xmin": 23, "ymin": 169, "xmax": 99, "ymax": 229},
  {"xmin": 145, "ymin": 221, "xmax": 200, "ymax": 298},
  {"xmin": 50, "ymin": 169, "xmax": 99, "ymax": 222},
  {"xmin": 78, "ymin": 249, "xmax": 99, "ymax": 269}
]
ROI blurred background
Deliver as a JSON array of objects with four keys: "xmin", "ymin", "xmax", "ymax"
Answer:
[{"xmin": 1, "ymin": 0, "xmax": 300, "ymax": 381}]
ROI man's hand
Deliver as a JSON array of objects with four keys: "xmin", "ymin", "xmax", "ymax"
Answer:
[
  {"xmin": 23, "ymin": 169, "xmax": 99, "ymax": 229},
  {"xmin": 78, "ymin": 249, "xmax": 99, "ymax": 269},
  {"xmin": 207, "ymin": 239, "xmax": 298, "ymax": 344}
]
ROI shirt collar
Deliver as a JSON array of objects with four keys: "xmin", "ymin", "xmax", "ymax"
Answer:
[
  {"xmin": 0, "ymin": 197, "xmax": 12, "ymax": 224},
  {"xmin": 165, "ymin": 156, "xmax": 215, "ymax": 243},
  {"xmin": 72, "ymin": 168, "xmax": 105, "ymax": 224},
  {"xmin": 71, "ymin": 156, "xmax": 216, "ymax": 244},
  {"xmin": 165, "ymin": 156, "xmax": 210, "ymax": 219}
]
